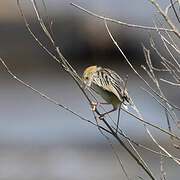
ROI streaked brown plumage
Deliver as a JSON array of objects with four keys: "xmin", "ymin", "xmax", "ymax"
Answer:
[{"xmin": 83, "ymin": 65, "xmax": 131, "ymax": 117}]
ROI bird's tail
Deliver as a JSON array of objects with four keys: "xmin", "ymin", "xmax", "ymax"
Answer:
[
  {"xmin": 122, "ymin": 103, "xmax": 128, "ymax": 111},
  {"xmin": 128, "ymin": 98, "xmax": 143, "ymax": 119},
  {"xmin": 122, "ymin": 96, "xmax": 140, "ymax": 114}
]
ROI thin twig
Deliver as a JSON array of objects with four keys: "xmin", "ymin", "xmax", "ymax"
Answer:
[
  {"xmin": 170, "ymin": 0, "xmax": 180, "ymax": 23},
  {"xmin": 160, "ymin": 78, "xmax": 180, "ymax": 86},
  {"xmin": 94, "ymin": 113, "xmax": 130, "ymax": 180},
  {"xmin": 104, "ymin": 20, "xmax": 180, "ymax": 139},
  {"xmin": 116, "ymin": 128, "xmax": 180, "ymax": 161},
  {"xmin": 0, "ymin": 58, "xmax": 113, "ymax": 135},
  {"xmin": 165, "ymin": 0, "xmax": 178, "ymax": 15},
  {"xmin": 102, "ymin": 118, "xmax": 156, "ymax": 180},
  {"xmin": 160, "ymin": 155, "xmax": 166, "ymax": 180},
  {"xmin": 122, "ymin": 107, "xmax": 180, "ymax": 140},
  {"xmin": 141, "ymin": 87, "xmax": 178, "ymax": 125},
  {"xmin": 148, "ymin": 0, "xmax": 180, "ymax": 38},
  {"xmin": 70, "ymin": 2, "xmax": 174, "ymax": 32},
  {"xmin": 18, "ymin": 1, "xmax": 158, "ymax": 178}
]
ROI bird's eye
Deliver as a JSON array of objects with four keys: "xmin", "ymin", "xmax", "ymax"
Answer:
[{"xmin": 85, "ymin": 76, "xmax": 89, "ymax": 80}]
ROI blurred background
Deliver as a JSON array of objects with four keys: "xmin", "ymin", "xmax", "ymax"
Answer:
[{"xmin": 0, "ymin": 0, "xmax": 180, "ymax": 179}]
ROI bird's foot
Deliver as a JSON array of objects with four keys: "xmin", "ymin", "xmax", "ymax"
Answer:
[
  {"xmin": 91, "ymin": 102, "xmax": 98, "ymax": 111},
  {"xmin": 99, "ymin": 114, "xmax": 105, "ymax": 120}
]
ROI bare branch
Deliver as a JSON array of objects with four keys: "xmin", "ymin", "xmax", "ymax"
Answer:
[
  {"xmin": 149, "ymin": 0, "xmax": 180, "ymax": 38},
  {"xmin": 71, "ymin": 2, "xmax": 174, "ymax": 32},
  {"xmin": 160, "ymin": 78, "xmax": 180, "ymax": 86},
  {"xmin": 170, "ymin": 0, "xmax": 180, "ymax": 24},
  {"xmin": 165, "ymin": 0, "xmax": 178, "ymax": 15}
]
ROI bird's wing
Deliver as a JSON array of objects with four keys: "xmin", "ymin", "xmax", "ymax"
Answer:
[
  {"xmin": 93, "ymin": 67, "xmax": 128, "ymax": 102},
  {"xmin": 93, "ymin": 67, "xmax": 130, "ymax": 103}
]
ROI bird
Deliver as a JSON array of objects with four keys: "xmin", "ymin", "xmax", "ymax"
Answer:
[{"xmin": 83, "ymin": 65, "xmax": 131, "ymax": 119}]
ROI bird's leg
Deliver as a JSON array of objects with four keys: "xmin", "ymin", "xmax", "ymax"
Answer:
[
  {"xmin": 116, "ymin": 106, "xmax": 121, "ymax": 134},
  {"xmin": 99, "ymin": 108, "xmax": 117, "ymax": 120},
  {"xmin": 91, "ymin": 102, "xmax": 110, "ymax": 111}
]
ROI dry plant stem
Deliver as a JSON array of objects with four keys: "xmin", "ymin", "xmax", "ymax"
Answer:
[
  {"xmin": 0, "ymin": 58, "xmax": 115, "ymax": 136},
  {"xmin": 147, "ymin": 128, "xmax": 180, "ymax": 165},
  {"xmin": 17, "ymin": 1, "xmax": 155, "ymax": 179},
  {"xmin": 122, "ymin": 107, "xmax": 180, "ymax": 141},
  {"xmin": 21, "ymin": 0, "xmax": 180, "ymax": 128},
  {"xmin": 106, "ymin": 140, "xmax": 131, "ymax": 180},
  {"xmin": 165, "ymin": 0, "xmax": 178, "ymax": 15},
  {"xmin": 155, "ymin": 11, "xmax": 180, "ymax": 51},
  {"xmin": 70, "ymin": 3, "xmax": 174, "ymax": 32},
  {"xmin": 161, "ymin": 62, "xmax": 180, "ymax": 83},
  {"xmin": 132, "ymin": 98, "xmax": 180, "ymax": 165},
  {"xmin": 20, "ymin": 2, "xmax": 97, "ymax": 107},
  {"xmin": 161, "ymin": 38, "xmax": 180, "ymax": 71},
  {"xmin": 137, "ymin": 176, "xmax": 146, "ymax": 180},
  {"xmin": 116, "ymin": 122, "xmax": 155, "ymax": 178},
  {"xmin": 104, "ymin": 20, "xmax": 180, "ymax": 140},
  {"xmin": 142, "ymin": 45, "xmax": 180, "ymax": 154},
  {"xmin": 74, "ymin": 0, "xmax": 180, "ymax": 101},
  {"xmin": 104, "ymin": 20, "xmax": 163, "ymax": 108},
  {"xmin": 97, "ymin": 102, "xmax": 157, "ymax": 177},
  {"xmin": 160, "ymin": 35, "xmax": 180, "ymax": 57},
  {"xmin": 150, "ymin": 37, "xmax": 180, "ymax": 80},
  {"xmin": 150, "ymin": 88, "xmax": 180, "ymax": 110},
  {"xmin": 104, "ymin": 18, "xmax": 180, "ymax": 166},
  {"xmin": 17, "ymin": 0, "xmax": 61, "ymax": 65},
  {"xmin": 90, "ymin": 99, "xmax": 180, "ymax": 161},
  {"xmin": 132, "ymin": 99, "xmax": 179, "ymax": 166},
  {"xmin": 165, "ymin": 110, "xmax": 172, "ymax": 139},
  {"xmin": 16, "ymin": 0, "xmax": 180, "ymax": 177},
  {"xmin": 101, "ymin": 118, "xmax": 156, "ymax": 180},
  {"xmin": 92, "ymin": 111, "xmax": 130, "ymax": 180},
  {"xmin": 41, "ymin": 0, "xmax": 55, "ymax": 39},
  {"xmin": 163, "ymin": 27, "xmax": 179, "ymax": 52},
  {"xmin": 145, "ymin": 82, "xmax": 172, "ymax": 138},
  {"xmin": 89, "ymin": 97, "xmax": 155, "ymax": 178},
  {"xmin": 71, "ymin": 1, "xmax": 180, "ymax": 111},
  {"xmin": 160, "ymin": 79, "xmax": 180, "ymax": 86},
  {"xmin": 141, "ymin": 87, "xmax": 178, "ymax": 126},
  {"xmin": 170, "ymin": 0, "xmax": 180, "ymax": 23},
  {"xmin": 28, "ymin": 0, "xmax": 82, "ymax": 81},
  {"xmin": 149, "ymin": 36, "xmax": 180, "ymax": 83},
  {"xmin": 116, "ymin": 129, "xmax": 180, "ymax": 161},
  {"xmin": 93, "ymin": 105, "xmax": 155, "ymax": 179},
  {"xmin": 158, "ymin": 30, "xmax": 180, "ymax": 70},
  {"xmin": 114, "ymin": 79, "xmax": 154, "ymax": 176},
  {"xmin": 18, "ymin": 0, "xmax": 105, "ymax": 121},
  {"xmin": 18, "ymin": 0, "xmax": 95, "ymax": 110},
  {"xmin": 150, "ymin": 39, "xmax": 180, "ymax": 84},
  {"xmin": 142, "ymin": 45, "xmax": 179, "ymax": 125},
  {"xmin": 95, "ymin": 100, "xmax": 155, "ymax": 176},
  {"xmin": 149, "ymin": 0, "xmax": 180, "ymax": 38},
  {"xmin": 2, "ymin": 56, "xmax": 179, "ymax": 176},
  {"xmin": 143, "ymin": 42, "xmax": 179, "ymax": 125},
  {"xmin": 18, "ymin": 0, "xmax": 112, "ymax": 122},
  {"xmin": 160, "ymin": 155, "xmax": 166, "ymax": 180},
  {"xmin": 105, "ymin": 19, "xmax": 180, "ymax": 163},
  {"xmin": 25, "ymin": 1, "xmax": 94, "ymax": 105}
]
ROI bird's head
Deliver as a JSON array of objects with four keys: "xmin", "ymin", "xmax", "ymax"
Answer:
[{"xmin": 83, "ymin": 65, "xmax": 97, "ymax": 88}]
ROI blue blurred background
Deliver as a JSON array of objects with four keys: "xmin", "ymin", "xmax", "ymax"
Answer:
[{"xmin": 0, "ymin": 0, "xmax": 179, "ymax": 179}]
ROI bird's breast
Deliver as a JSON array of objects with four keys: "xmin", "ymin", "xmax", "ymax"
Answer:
[{"xmin": 91, "ymin": 83, "xmax": 121, "ymax": 109}]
